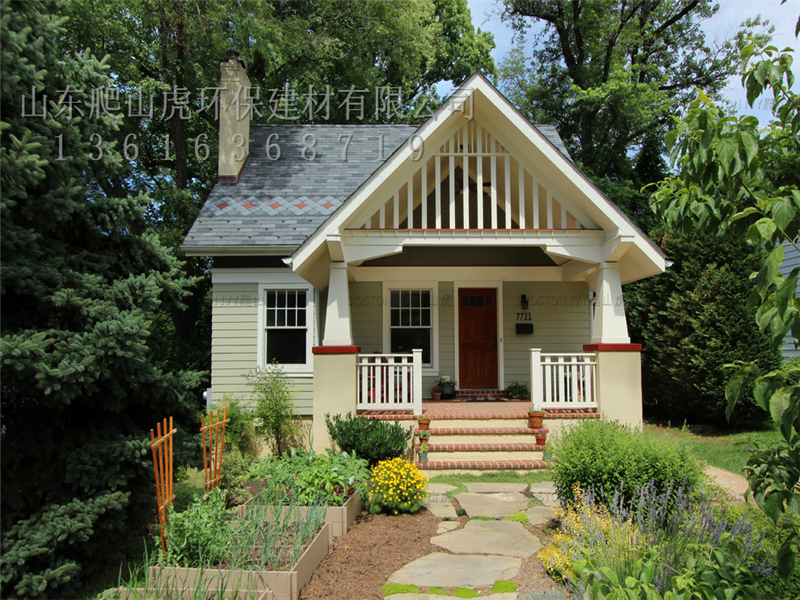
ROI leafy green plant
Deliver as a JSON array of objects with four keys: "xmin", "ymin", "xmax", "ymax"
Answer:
[
  {"xmin": 219, "ymin": 447, "xmax": 253, "ymax": 506},
  {"xmin": 505, "ymin": 381, "xmax": 531, "ymax": 400},
  {"xmin": 247, "ymin": 449, "xmax": 370, "ymax": 506},
  {"xmin": 165, "ymin": 489, "xmax": 231, "ymax": 567},
  {"xmin": 366, "ymin": 458, "xmax": 428, "ymax": 515},
  {"xmin": 218, "ymin": 394, "xmax": 261, "ymax": 459},
  {"xmin": 325, "ymin": 413, "xmax": 414, "ymax": 467},
  {"xmin": 552, "ymin": 419, "xmax": 702, "ymax": 510},
  {"xmin": 246, "ymin": 363, "xmax": 301, "ymax": 456}
]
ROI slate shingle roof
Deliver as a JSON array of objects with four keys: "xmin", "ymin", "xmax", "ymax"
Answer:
[{"xmin": 182, "ymin": 124, "xmax": 572, "ymax": 252}]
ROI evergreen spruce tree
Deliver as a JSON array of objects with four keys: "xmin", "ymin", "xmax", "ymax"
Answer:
[
  {"xmin": 625, "ymin": 230, "xmax": 781, "ymax": 426},
  {"xmin": 0, "ymin": 1, "xmax": 203, "ymax": 596}
]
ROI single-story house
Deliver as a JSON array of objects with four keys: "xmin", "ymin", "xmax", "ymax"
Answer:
[{"xmin": 182, "ymin": 57, "xmax": 667, "ymax": 457}]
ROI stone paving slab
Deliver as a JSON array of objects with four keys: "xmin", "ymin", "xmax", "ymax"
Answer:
[
  {"xmin": 388, "ymin": 552, "xmax": 522, "ymax": 588},
  {"xmin": 436, "ymin": 521, "xmax": 460, "ymax": 534},
  {"xmin": 525, "ymin": 505, "xmax": 556, "ymax": 525},
  {"xmin": 455, "ymin": 492, "xmax": 529, "ymax": 518},
  {"xmin": 428, "ymin": 483, "xmax": 458, "ymax": 495},
  {"xmin": 423, "ymin": 498, "xmax": 458, "ymax": 519},
  {"xmin": 431, "ymin": 520, "xmax": 540, "ymax": 558},
  {"xmin": 529, "ymin": 482, "xmax": 557, "ymax": 494},
  {"xmin": 464, "ymin": 482, "xmax": 528, "ymax": 494}
]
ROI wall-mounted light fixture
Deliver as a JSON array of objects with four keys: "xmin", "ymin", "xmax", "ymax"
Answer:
[{"xmin": 520, "ymin": 294, "xmax": 529, "ymax": 310}]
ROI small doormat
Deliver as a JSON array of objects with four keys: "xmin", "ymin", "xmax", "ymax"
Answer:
[{"xmin": 466, "ymin": 397, "xmax": 504, "ymax": 402}]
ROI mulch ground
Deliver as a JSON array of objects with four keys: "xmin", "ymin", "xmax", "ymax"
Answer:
[{"xmin": 300, "ymin": 503, "xmax": 563, "ymax": 599}]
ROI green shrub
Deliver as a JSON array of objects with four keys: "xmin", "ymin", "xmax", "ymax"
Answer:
[
  {"xmin": 218, "ymin": 394, "xmax": 260, "ymax": 459},
  {"xmin": 552, "ymin": 419, "xmax": 702, "ymax": 509},
  {"xmin": 325, "ymin": 413, "xmax": 414, "ymax": 467},
  {"xmin": 219, "ymin": 446, "xmax": 253, "ymax": 505},
  {"xmin": 165, "ymin": 489, "xmax": 230, "ymax": 567},
  {"xmin": 366, "ymin": 458, "xmax": 428, "ymax": 515},
  {"xmin": 247, "ymin": 449, "xmax": 370, "ymax": 506},
  {"xmin": 246, "ymin": 363, "xmax": 301, "ymax": 455}
]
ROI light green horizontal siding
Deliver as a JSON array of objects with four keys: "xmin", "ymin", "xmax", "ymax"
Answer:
[
  {"xmin": 502, "ymin": 281, "xmax": 591, "ymax": 387},
  {"xmin": 210, "ymin": 282, "xmax": 313, "ymax": 415},
  {"xmin": 351, "ymin": 281, "xmax": 382, "ymax": 353}
]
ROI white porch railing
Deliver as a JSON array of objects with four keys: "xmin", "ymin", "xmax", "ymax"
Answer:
[
  {"xmin": 357, "ymin": 350, "xmax": 423, "ymax": 415},
  {"xmin": 530, "ymin": 348, "xmax": 597, "ymax": 409}
]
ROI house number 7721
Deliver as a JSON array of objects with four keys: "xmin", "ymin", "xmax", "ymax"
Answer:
[{"xmin": 516, "ymin": 313, "xmax": 531, "ymax": 321}]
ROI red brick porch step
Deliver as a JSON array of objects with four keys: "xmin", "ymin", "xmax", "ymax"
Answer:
[
  {"xmin": 425, "ymin": 426, "xmax": 539, "ymax": 435},
  {"xmin": 416, "ymin": 459, "xmax": 549, "ymax": 470},
  {"xmin": 415, "ymin": 442, "xmax": 543, "ymax": 452}
]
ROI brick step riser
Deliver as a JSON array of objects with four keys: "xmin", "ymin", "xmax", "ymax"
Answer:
[
  {"xmin": 421, "ymin": 450, "xmax": 543, "ymax": 461},
  {"xmin": 422, "ymin": 434, "xmax": 540, "ymax": 444},
  {"xmin": 417, "ymin": 460, "xmax": 549, "ymax": 471},
  {"xmin": 422, "ymin": 418, "xmax": 528, "ymax": 428}
]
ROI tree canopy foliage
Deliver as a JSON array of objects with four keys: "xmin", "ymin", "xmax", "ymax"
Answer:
[
  {"xmin": 650, "ymin": 15, "xmax": 800, "ymax": 575},
  {"xmin": 498, "ymin": 0, "xmax": 766, "ymax": 228}
]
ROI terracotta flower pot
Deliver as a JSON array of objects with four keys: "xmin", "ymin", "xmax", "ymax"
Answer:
[
  {"xmin": 535, "ymin": 433, "xmax": 547, "ymax": 446},
  {"xmin": 418, "ymin": 418, "xmax": 431, "ymax": 431},
  {"xmin": 431, "ymin": 392, "xmax": 442, "ymax": 401},
  {"xmin": 528, "ymin": 412, "xmax": 544, "ymax": 429}
]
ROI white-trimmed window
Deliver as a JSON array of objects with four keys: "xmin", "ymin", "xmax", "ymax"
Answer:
[
  {"xmin": 258, "ymin": 284, "xmax": 315, "ymax": 370},
  {"xmin": 389, "ymin": 289, "xmax": 433, "ymax": 366}
]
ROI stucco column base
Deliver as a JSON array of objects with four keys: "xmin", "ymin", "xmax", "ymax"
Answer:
[
  {"xmin": 311, "ymin": 347, "xmax": 360, "ymax": 452},
  {"xmin": 584, "ymin": 344, "xmax": 643, "ymax": 428}
]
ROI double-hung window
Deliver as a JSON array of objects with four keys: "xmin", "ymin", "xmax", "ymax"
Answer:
[
  {"xmin": 389, "ymin": 289, "xmax": 432, "ymax": 365},
  {"xmin": 261, "ymin": 288, "xmax": 312, "ymax": 368}
]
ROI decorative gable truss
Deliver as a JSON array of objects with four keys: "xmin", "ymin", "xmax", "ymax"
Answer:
[{"xmin": 349, "ymin": 120, "xmax": 597, "ymax": 232}]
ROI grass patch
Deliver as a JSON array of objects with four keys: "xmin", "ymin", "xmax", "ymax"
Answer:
[
  {"xmin": 492, "ymin": 580, "xmax": 518, "ymax": 593},
  {"xmin": 467, "ymin": 515, "xmax": 495, "ymax": 521},
  {"xmin": 502, "ymin": 511, "xmax": 528, "ymax": 524},
  {"xmin": 382, "ymin": 583, "xmax": 420, "ymax": 596},
  {"xmin": 644, "ymin": 422, "xmax": 782, "ymax": 474},
  {"xmin": 451, "ymin": 587, "xmax": 479, "ymax": 598},
  {"xmin": 426, "ymin": 586, "xmax": 447, "ymax": 595},
  {"xmin": 430, "ymin": 470, "xmax": 551, "ymax": 498}
]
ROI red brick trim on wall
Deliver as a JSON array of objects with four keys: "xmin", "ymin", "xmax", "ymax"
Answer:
[
  {"xmin": 312, "ymin": 345, "xmax": 361, "ymax": 354},
  {"xmin": 583, "ymin": 343, "xmax": 642, "ymax": 352}
]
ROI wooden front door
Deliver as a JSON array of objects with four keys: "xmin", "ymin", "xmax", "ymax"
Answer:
[{"xmin": 458, "ymin": 288, "xmax": 498, "ymax": 389}]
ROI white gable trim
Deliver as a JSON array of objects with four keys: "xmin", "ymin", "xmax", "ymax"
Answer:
[{"xmin": 290, "ymin": 72, "xmax": 666, "ymax": 279}]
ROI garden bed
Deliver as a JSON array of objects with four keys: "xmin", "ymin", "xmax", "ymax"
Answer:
[
  {"xmin": 237, "ymin": 490, "xmax": 363, "ymax": 537},
  {"xmin": 112, "ymin": 522, "xmax": 331, "ymax": 600}
]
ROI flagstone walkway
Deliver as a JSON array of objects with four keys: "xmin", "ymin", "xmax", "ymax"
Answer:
[{"xmin": 385, "ymin": 482, "xmax": 558, "ymax": 599}]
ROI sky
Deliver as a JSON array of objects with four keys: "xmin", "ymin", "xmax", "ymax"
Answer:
[{"xmin": 464, "ymin": 0, "xmax": 800, "ymax": 124}]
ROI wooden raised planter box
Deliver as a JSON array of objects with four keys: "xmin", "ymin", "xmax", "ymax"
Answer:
[
  {"xmin": 111, "ymin": 522, "xmax": 331, "ymax": 600},
  {"xmin": 236, "ymin": 490, "xmax": 363, "ymax": 538}
]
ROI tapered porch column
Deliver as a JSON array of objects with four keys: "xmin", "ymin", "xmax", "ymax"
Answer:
[
  {"xmin": 323, "ymin": 262, "xmax": 353, "ymax": 346},
  {"xmin": 592, "ymin": 262, "xmax": 630, "ymax": 344},
  {"xmin": 586, "ymin": 263, "xmax": 642, "ymax": 427},
  {"xmin": 313, "ymin": 262, "xmax": 359, "ymax": 451}
]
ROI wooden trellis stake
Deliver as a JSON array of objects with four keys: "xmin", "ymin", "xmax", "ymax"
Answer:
[
  {"xmin": 201, "ymin": 407, "xmax": 230, "ymax": 492},
  {"xmin": 150, "ymin": 416, "xmax": 176, "ymax": 556}
]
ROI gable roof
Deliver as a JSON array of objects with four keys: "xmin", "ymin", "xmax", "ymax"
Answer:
[
  {"xmin": 287, "ymin": 72, "xmax": 666, "ymax": 285},
  {"xmin": 181, "ymin": 123, "xmax": 573, "ymax": 254}
]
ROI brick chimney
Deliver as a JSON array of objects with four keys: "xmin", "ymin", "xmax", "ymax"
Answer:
[{"xmin": 218, "ymin": 51, "xmax": 251, "ymax": 182}]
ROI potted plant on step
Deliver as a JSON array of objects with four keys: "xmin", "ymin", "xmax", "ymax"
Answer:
[
  {"xmin": 431, "ymin": 382, "xmax": 442, "ymax": 402},
  {"xmin": 528, "ymin": 400, "xmax": 544, "ymax": 429},
  {"xmin": 417, "ymin": 430, "xmax": 430, "ymax": 463},
  {"xmin": 417, "ymin": 416, "xmax": 431, "ymax": 430},
  {"xmin": 543, "ymin": 439, "xmax": 553, "ymax": 462},
  {"xmin": 535, "ymin": 429, "xmax": 547, "ymax": 446},
  {"xmin": 437, "ymin": 377, "xmax": 457, "ymax": 400}
]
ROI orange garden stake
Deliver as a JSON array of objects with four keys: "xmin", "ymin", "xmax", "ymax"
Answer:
[
  {"xmin": 201, "ymin": 408, "xmax": 230, "ymax": 492},
  {"xmin": 150, "ymin": 416, "xmax": 176, "ymax": 556}
]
